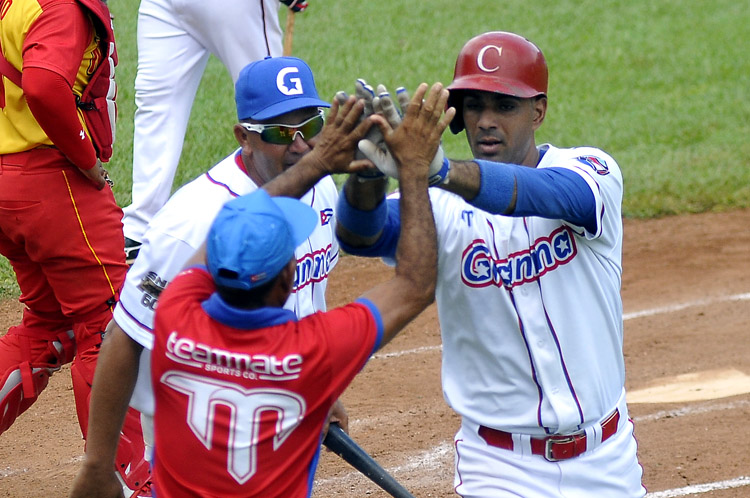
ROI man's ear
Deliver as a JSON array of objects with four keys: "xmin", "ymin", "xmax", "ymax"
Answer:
[
  {"xmin": 276, "ymin": 259, "xmax": 297, "ymax": 296},
  {"xmin": 265, "ymin": 258, "xmax": 297, "ymax": 307},
  {"xmin": 234, "ymin": 124, "xmax": 253, "ymax": 151},
  {"xmin": 532, "ymin": 96, "xmax": 547, "ymax": 131}
]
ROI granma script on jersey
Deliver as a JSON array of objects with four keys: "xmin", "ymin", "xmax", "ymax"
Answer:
[{"xmin": 461, "ymin": 225, "xmax": 577, "ymax": 288}]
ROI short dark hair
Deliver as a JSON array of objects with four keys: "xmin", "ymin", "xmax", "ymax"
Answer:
[{"xmin": 215, "ymin": 276, "xmax": 278, "ymax": 309}]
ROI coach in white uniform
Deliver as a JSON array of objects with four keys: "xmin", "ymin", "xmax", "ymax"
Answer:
[
  {"xmin": 337, "ymin": 32, "xmax": 646, "ymax": 497},
  {"xmin": 70, "ymin": 56, "xmax": 368, "ymax": 498},
  {"xmin": 121, "ymin": 0, "xmax": 309, "ymax": 262}
]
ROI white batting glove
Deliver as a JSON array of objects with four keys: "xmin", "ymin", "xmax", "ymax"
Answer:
[
  {"xmin": 351, "ymin": 80, "xmax": 388, "ymax": 181},
  {"xmin": 356, "ymin": 79, "xmax": 375, "ymax": 116},
  {"xmin": 358, "ymin": 137, "xmax": 449, "ymax": 186},
  {"xmin": 358, "ymin": 86, "xmax": 450, "ymax": 186},
  {"xmin": 333, "ymin": 79, "xmax": 375, "ymax": 117},
  {"xmin": 394, "ymin": 86, "xmax": 411, "ymax": 115},
  {"xmin": 355, "ymin": 79, "xmax": 381, "ymax": 162}
]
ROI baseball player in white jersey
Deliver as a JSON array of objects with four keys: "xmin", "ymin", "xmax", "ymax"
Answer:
[
  {"xmin": 336, "ymin": 32, "xmax": 646, "ymax": 497},
  {"xmin": 70, "ymin": 56, "xmax": 370, "ymax": 498},
  {"xmin": 121, "ymin": 0, "xmax": 309, "ymax": 262}
]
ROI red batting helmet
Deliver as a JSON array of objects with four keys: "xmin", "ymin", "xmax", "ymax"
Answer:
[{"xmin": 447, "ymin": 31, "xmax": 548, "ymax": 133}]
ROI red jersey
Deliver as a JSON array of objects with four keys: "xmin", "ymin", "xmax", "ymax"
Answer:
[{"xmin": 151, "ymin": 266, "xmax": 383, "ymax": 498}]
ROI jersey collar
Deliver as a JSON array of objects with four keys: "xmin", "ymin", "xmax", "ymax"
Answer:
[
  {"xmin": 202, "ymin": 293, "xmax": 297, "ymax": 329},
  {"xmin": 234, "ymin": 149, "xmax": 249, "ymax": 176},
  {"xmin": 537, "ymin": 144, "xmax": 549, "ymax": 166}
]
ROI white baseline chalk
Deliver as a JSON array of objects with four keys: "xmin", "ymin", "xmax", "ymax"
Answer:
[
  {"xmin": 623, "ymin": 292, "xmax": 750, "ymax": 321},
  {"xmin": 645, "ymin": 475, "xmax": 750, "ymax": 497},
  {"xmin": 373, "ymin": 292, "xmax": 750, "ymax": 361}
]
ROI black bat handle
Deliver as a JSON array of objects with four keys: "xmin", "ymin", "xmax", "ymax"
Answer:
[{"xmin": 323, "ymin": 423, "xmax": 416, "ymax": 498}]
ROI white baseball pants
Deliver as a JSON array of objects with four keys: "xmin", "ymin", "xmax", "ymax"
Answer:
[
  {"xmin": 453, "ymin": 402, "xmax": 646, "ymax": 497},
  {"xmin": 122, "ymin": 0, "xmax": 283, "ymax": 241}
]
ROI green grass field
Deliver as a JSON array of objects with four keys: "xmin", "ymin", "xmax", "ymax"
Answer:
[{"xmin": 0, "ymin": 0, "xmax": 748, "ymax": 297}]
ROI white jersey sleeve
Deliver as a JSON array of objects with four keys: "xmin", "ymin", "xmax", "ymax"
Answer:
[
  {"xmin": 114, "ymin": 233, "xmax": 198, "ymax": 349},
  {"xmin": 538, "ymin": 144, "xmax": 623, "ymax": 254}
]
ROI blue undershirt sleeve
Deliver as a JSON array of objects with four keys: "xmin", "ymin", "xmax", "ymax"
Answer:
[
  {"xmin": 354, "ymin": 297, "xmax": 384, "ymax": 355},
  {"xmin": 471, "ymin": 160, "xmax": 517, "ymax": 214},
  {"xmin": 337, "ymin": 195, "xmax": 401, "ymax": 259},
  {"xmin": 472, "ymin": 160, "xmax": 596, "ymax": 232}
]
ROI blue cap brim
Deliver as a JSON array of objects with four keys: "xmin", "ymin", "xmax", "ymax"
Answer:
[{"xmin": 250, "ymin": 98, "xmax": 331, "ymax": 121}]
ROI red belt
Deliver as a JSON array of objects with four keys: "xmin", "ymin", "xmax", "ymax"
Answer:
[{"xmin": 478, "ymin": 408, "xmax": 620, "ymax": 461}]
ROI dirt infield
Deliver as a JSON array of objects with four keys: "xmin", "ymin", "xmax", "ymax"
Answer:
[{"xmin": 1, "ymin": 208, "xmax": 749, "ymax": 497}]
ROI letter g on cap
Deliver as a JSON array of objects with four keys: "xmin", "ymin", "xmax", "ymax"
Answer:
[{"xmin": 277, "ymin": 67, "xmax": 303, "ymax": 95}]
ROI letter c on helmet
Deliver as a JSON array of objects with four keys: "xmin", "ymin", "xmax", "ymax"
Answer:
[{"xmin": 477, "ymin": 45, "xmax": 503, "ymax": 72}]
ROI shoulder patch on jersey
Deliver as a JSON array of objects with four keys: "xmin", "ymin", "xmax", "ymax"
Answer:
[
  {"xmin": 320, "ymin": 207, "xmax": 334, "ymax": 226},
  {"xmin": 138, "ymin": 271, "xmax": 168, "ymax": 296},
  {"xmin": 137, "ymin": 272, "xmax": 169, "ymax": 311},
  {"xmin": 576, "ymin": 155, "xmax": 610, "ymax": 176}
]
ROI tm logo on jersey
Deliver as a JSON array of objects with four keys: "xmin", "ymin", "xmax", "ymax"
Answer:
[
  {"xmin": 294, "ymin": 244, "xmax": 334, "ymax": 290},
  {"xmin": 461, "ymin": 226, "xmax": 577, "ymax": 288}
]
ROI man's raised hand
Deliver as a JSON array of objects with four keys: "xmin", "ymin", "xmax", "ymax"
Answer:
[
  {"xmin": 359, "ymin": 83, "xmax": 454, "ymax": 184},
  {"xmin": 362, "ymin": 82, "xmax": 454, "ymax": 182}
]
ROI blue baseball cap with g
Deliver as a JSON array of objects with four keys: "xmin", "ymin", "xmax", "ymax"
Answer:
[
  {"xmin": 235, "ymin": 56, "xmax": 330, "ymax": 121},
  {"xmin": 206, "ymin": 190, "xmax": 318, "ymax": 291}
]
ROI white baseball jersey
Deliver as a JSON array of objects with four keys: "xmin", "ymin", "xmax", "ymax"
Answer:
[
  {"xmin": 122, "ymin": 0, "xmax": 284, "ymax": 240},
  {"xmin": 114, "ymin": 149, "xmax": 339, "ymax": 415},
  {"xmin": 433, "ymin": 144, "xmax": 624, "ymax": 435}
]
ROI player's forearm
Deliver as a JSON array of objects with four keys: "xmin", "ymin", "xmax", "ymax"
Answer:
[
  {"xmin": 82, "ymin": 323, "xmax": 142, "ymax": 469},
  {"xmin": 336, "ymin": 196, "xmax": 401, "ymax": 259},
  {"xmin": 262, "ymin": 151, "xmax": 329, "ymax": 199},
  {"xmin": 356, "ymin": 81, "xmax": 444, "ymax": 343},
  {"xmin": 23, "ymin": 67, "xmax": 98, "ymax": 169},
  {"xmin": 343, "ymin": 173, "xmax": 388, "ymax": 211},
  {"xmin": 375, "ymin": 171, "xmax": 436, "ymax": 346},
  {"xmin": 437, "ymin": 159, "xmax": 483, "ymax": 201},
  {"xmin": 395, "ymin": 172, "xmax": 436, "ymax": 301}
]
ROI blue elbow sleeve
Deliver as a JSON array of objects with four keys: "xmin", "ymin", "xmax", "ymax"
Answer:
[
  {"xmin": 515, "ymin": 167, "xmax": 596, "ymax": 231},
  {"xmin": 471, "ymin": 160, "xmax": 517, "ymax": 214},
  {"xmin": 470, "ymin": 161, "xmax": 596, "ymax": 232}
]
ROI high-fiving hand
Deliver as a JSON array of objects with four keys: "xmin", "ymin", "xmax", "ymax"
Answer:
[
  {"xmin": 364, "ymin": 82, "xmax": 455, "ymax": 183},
  {"xmin": 358, "ymin": 82, "xmax": 454, "ymax": 185}
]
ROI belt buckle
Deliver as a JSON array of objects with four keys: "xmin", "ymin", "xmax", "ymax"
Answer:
[{"xmin": 544, "ymin": 434, "xmax": 580, "ymax": 462}]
